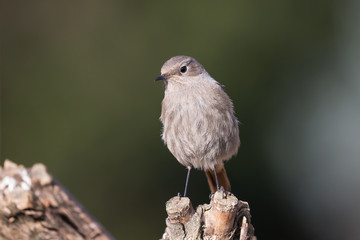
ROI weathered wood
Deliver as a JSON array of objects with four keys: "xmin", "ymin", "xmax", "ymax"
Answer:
[
  {"xmin": 0, "ymin": 160, "xmax": 114, "ymax": 240},
  {"xmin": 162, "ymin": 191, "xmax": 256, "ymax": 240}
]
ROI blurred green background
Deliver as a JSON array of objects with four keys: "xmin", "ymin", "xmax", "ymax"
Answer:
[{"xmin": 1, "ymin": 1, "xmax": 360, "ymax": 239}]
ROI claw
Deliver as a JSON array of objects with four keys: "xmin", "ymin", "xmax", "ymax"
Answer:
[
  {"xmin": 220, "ymin": 186, "xmax": 228, "ymax": 199},
  {"xmin": 209, "ymin": 192, "xmax": 214, "ymax": 200}
]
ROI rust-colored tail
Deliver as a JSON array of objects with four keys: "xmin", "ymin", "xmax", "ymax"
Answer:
[{"xmin": 205, "ymin": 163, "xmax": 231, "ymax": 193}]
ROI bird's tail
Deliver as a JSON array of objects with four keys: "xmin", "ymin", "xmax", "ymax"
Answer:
[{"xmin": 205, "ymin": 163, "xmax": 231, "ymax": 192}]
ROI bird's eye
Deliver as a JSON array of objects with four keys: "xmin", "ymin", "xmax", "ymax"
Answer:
[{"xmin": 180, "ymin": 66, "xmax": 187, "ymax": 73}]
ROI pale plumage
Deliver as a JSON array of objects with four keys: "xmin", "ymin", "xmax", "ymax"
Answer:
[{"xmin": 156, "ymin": 56, "xmax": 240, "ymax": 193}]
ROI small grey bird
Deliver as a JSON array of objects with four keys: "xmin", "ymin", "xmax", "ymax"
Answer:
[{"xmin": 155, "ymin": 56, "xmax": 240, "ymax": 196}]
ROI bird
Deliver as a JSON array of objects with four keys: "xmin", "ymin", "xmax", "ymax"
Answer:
[{"xmin": 155, "ymin": 56, "xmax": 240, "ymax": 196}]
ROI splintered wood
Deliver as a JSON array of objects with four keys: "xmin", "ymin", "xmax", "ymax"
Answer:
[
  {"xmin": 162, "ymin": 191, "xmax": 256, "ymax": 240},
  {"xmin": 0, "ymin": 160, "xmax": 114, "ymax": 240}
]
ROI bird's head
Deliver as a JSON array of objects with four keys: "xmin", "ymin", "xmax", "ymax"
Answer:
[{"xmin": 155, "ymin": 56, "xmax": 207, "ymax": 89}]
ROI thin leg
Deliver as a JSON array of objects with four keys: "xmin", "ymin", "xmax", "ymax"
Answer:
[
  {"xmin": 183, "ymin": 167, "xmax": 191, "ymax": 197},
  {"xmin": 213, "ymin": 166, "xmax": 220, "ymax": 191}
]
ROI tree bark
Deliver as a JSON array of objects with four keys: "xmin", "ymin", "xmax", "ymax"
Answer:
[
  {"xmin": 162, "ymin": 191, "xmax": 256, "ymax": 240},
  {"xmin": 0, "ymin": 160, "xmax": 114, "ymax": 240},
  {"xmin": 0, "ymin": 160, "xmax": 256, "ymax": 240}
]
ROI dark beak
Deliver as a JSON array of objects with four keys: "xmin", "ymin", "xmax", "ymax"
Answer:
[{"xmin": 155, "ymin": 75, "xmax": 165, "ymax": 81}]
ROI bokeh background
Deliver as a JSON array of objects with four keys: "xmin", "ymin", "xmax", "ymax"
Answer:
[{"xmin": 1, "ymin": 1, "xmax": 360, "ymax": 239}]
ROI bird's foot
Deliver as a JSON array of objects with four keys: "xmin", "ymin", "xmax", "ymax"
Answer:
[
  {"xmin": 220, "ymin": 186, "xmax": 228, "ymax": 199},
  {"xmin": 209, "ymin": 192, "xmax": 214, "ymax": 200}
]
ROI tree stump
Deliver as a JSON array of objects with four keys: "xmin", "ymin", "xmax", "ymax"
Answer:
[
  {"xmin": 0, "ymin": 160, "xmax": 256, "ymax": 240},
  {"xmin": 162, "ymin": 191, "xmax": 256, "ymax": 240},
  {"xmin": 0, "ymin": 160, "xmax": 114, "ymax": 240}
]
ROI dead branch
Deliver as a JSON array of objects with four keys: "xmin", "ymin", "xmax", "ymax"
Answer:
[
  {"xmin": 161, "ymin": 191, "xmax": 256, "ymax": 240},
  {"xmin": 0, "ymin": 160, "xmax": 114, "ymax": 240}
]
